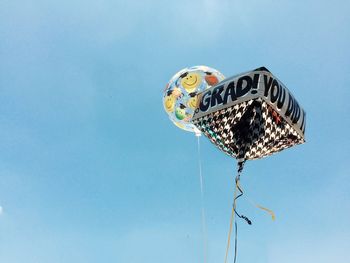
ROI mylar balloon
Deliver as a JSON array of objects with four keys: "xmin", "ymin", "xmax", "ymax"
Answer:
[
  {"xmin": 163, "ymin": 65, "xmax": 225, "ymax": 133},
  {"xmin": 192, "ymin": 66, "xmax": 306, "ymax": 162}
]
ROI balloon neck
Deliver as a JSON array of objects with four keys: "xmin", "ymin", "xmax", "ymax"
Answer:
[{"xmin": 194, "ymin": 128, "xmax": 201, "ymax": 137}]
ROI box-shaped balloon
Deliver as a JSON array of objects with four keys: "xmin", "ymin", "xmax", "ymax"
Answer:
[{"xmin": 192, "ymin": 67, "xmax": 306, "ymax": 161}]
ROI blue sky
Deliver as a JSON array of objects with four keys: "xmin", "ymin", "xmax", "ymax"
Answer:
[{"xmin": 0, "ymin": 0, "xmax": 349, "ymax": 262}]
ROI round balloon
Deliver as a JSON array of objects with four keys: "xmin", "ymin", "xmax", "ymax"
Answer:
[{"xmin": 163, "ymin": 65, "xmax": 225, "ymax": 133}]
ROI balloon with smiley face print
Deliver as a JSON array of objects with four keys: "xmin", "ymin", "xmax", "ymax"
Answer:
[{"xmin": 163, "ymin": 66, "xmax": 225, "ymax": 133}]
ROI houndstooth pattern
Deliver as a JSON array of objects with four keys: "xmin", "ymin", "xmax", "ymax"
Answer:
[{"xmin": 192, "ymin": 99, "xmax": 304, "ymax": 161}]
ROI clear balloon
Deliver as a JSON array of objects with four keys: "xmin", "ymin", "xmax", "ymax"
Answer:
[{"xmin": 163, "ymin": 65, "xmax": 225, "ymax": 133}]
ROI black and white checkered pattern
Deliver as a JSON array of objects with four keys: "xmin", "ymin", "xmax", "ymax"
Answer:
[{"xmin": 192, "ymin": 99, "xmax": 304, "ymax": 161}]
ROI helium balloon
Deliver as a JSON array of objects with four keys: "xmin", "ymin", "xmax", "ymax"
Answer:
[
  {"xmin": 163, "ymin": 65, "xmax": 225, "ymax": 133},
  {"xmin": 192, "ymin": 66, "xmax": 306, "ymax": 163},
  {"xmin": 190, "ymin": 66, "xmax": 306, "ymax": 263}
]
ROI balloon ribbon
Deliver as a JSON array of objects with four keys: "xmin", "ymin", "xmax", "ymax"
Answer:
[{"xmin": 224, "ymin": 161, "xmax": 275, "ymax": 263}]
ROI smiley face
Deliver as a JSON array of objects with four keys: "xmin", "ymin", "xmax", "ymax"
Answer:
[
  {"xmin": 188, "ymin": 96, "xmax": 198, "ymax": 109},
  {"xmin": 175, "ymin": 107, "xmax": 186, "ymax": 120},
  {"xmin": 164, "ymin": 95, "xmax": 175, "ymax": 113},
  {"xmin": 171, "ymin": 87, "xmax": 182, "ymax": 99},
  {"xmin": 181, "ymin": 72, "xmax": 202, "ymax": 93},
  {"xmin": 205, "ymin": 74, "xmax": 219, "ymax": 86}
]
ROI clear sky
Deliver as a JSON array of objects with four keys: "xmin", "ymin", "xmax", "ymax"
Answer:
[{"xmin": 0, "ymin": 1, "xmax": 349, "ymax": 262}]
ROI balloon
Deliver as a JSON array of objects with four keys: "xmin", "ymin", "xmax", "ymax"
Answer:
[
  {"xmin": 192, "ymin": 66, "xmax": 306, "ymax": 162},
  {"xmin": 163, "ymin": 65, "xmax": 225, "ymax": 133},
  {"xmin": 189, "ymin": 67, "xmax": 306, "ymax": 262}
]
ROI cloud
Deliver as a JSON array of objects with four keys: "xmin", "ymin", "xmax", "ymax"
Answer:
[{"xmin": 0, "ymin": 206, "xmax": 3, "ymax": 215}]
